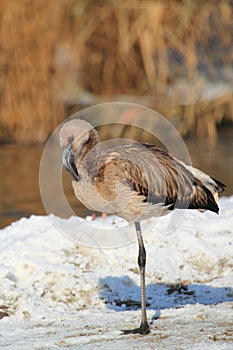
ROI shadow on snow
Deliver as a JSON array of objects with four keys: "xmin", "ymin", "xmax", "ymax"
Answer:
[{"xmin": 99, "ymin": 275, "xmax": 233, "ymax": 316}]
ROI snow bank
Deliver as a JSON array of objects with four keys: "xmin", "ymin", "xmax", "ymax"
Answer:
[{"xmin": 0, "ymin": 196, "xmax": 232, "ymax": 349}]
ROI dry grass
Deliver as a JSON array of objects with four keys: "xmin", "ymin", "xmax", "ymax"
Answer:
[
  {"xmin": 0, "ymin": 0, "xmax": 232, "ymax": 142},
  {"xmin": 0, "ymin": 0, "xmax": 64, "ymax": 143}
]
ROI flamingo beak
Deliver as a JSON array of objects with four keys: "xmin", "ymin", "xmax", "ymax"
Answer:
[{"xmin": 62, "ymin": 142, "xmax": 80, "ymax": 181}]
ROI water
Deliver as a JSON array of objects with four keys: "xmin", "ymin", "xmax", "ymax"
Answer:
[{"xmin": 0, "ymin": 127, "xmax": 232, "ymax": 229}]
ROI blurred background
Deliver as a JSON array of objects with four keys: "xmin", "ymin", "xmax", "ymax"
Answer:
[{"xmin": 0, "ymin": 0, "xmax": 232, "ymax": 228}]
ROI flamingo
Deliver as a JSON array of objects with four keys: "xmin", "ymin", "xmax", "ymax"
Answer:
[{"xmin": 59, "ymin": 119, "xmax": 225, "ymax": 335}]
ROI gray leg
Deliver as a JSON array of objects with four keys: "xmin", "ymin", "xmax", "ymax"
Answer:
[
  {"xmin": 135, "ymin": 221, "xmax": 150, "ymax": 334},
  {"xmin": 122, "ymin": 221, "xmax": 150, "ymax": 335}
]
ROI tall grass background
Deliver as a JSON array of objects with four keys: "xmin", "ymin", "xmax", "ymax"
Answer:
[{"xmin": 0, "ymin": 0, "xmax": 232, "ymax": 143}]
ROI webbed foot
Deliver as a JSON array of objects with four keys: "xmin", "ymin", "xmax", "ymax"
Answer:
[{"xmin": 121, "ymin": 323, "xmax": 150, "ymax": 335}]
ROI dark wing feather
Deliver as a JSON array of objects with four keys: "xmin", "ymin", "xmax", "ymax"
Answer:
[
  {"xmin": 143, "ymin": 144, "xmax": 219, "ymax": 213},
  {"xmin": 95, "ymin": 143, "xmax": 219, "ymax": 214},
  {"xmin": 210, "ymin": 176, "xmax": 226, "ymax": 193}
]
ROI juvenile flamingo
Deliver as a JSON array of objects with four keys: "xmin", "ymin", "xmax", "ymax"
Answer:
[{"xmin": 59, "ymin": 119, "xmax": 225, "ymax": 335}]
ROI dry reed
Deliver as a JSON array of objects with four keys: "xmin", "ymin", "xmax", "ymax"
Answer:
[
  {"xmin": 0, "ymin": 0, "xmax": 232, "ymax": 142},
  {"xmin": 0, "ymin": 0, "xmax": 64, "ymax": 143}
]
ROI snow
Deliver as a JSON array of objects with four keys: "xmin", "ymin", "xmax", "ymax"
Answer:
[{"xmin": 0, "ymin": 197, "xmax": 233, "ymax": 349}]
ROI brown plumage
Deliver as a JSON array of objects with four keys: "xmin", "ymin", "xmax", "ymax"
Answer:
[{"xmin": 59, "ymin": 119, "xmax": 225, "ymax": 335}]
